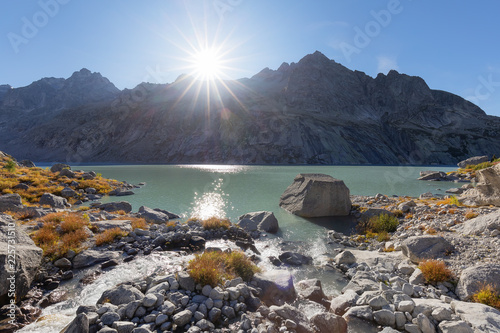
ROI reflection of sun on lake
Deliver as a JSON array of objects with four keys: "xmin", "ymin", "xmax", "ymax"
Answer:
[
  {"xmin": 179, "ymin": 164, "xmax": 248, "ymax": 174},
  {"xmin": 190, "ymin": 178, "xmax": 233, "ymax": 220}
]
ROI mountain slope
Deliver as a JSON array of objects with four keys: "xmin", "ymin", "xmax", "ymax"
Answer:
[{"xmin": 1, "ymin": 52, "xmax": 499, "ymax": 165}]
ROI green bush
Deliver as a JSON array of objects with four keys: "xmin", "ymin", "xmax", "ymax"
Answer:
[
  {"xmin": 4, "ymin": 159, "xmax": 16, "ymax": 172},
  {"xmin": 369, "ymin": 214, "xmax": 399, "ymax": 233}
]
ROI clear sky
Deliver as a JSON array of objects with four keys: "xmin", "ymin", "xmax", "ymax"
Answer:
[{"xmin": 1, "ymin": 0, "xmax": 500, "ymax": 116}]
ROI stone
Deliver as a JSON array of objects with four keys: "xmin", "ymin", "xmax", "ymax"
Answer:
[
  {"xmin": 238, "ymin": 211, "xmax": 279, "ymax": 233},
  {"xmin": 329, "ymin": 289, "xmax": 359, "ymax": 316},
  {"xmin": 60, "ymin": 168, "xmax": 76, "ymax": 179},
  {"xmin": 142, "ymin": 294, "xmax": 157, "ymax": 307},
  {"xmin": 39, "ymin": 193, "xmax": 69, "ymax": 209},
  {"xmin": 0, "ymin": 214, "xmax": 43, "ymax": 302},
  {"xmin": 416, "ymin": 313, "xmax": 436, "ymax": 333},
  {"xmin": 296, "ymin": 279, "xmax": 329, "ymax": 308},
  {"xmin": 209, "ymin": 307, "xmax": 221, "ymax": 323},
  {"xmin": 172, "ymin": 309, "xmax": 193, "ymax": 326},
  {"xmin": 196, "ymin": 319, "xmax": 215, "ymax": 330},
  {"xmin": 61, "ymin": 313, "xmax": 89, "ymax": 333},
  {"xmin": 0, "ymin": 193, "xmax": 25, "ymax": 212},
  {"xmin": 97, "ymin": 284, "xmax": 144, "ymax": 305},
  {"xmin": 453, "ymin": 210, "xmax": 500, "ymax": 236},
  {"xmin": 124, "ymin": 300, "xmax": 141, "ymax": 319},
  {"xmin": 222, "ymin": 305, "xmax": 236, "ymax": 319},
  {"xmin": 98, "ymin": 202, "xmax": 132, "ymax": 213},
  {"xmin": 343, "ymin": 305, "xmax": 373, "ymax": 322},
  {"xmin": 451, "ymin": 300, "xmax": 500, "ymax": 332},
  {"xmin": 209, "ymin": 287, "xmax": 224, "ymax": 300},
  {"xmin": 310, "ymin": 312, "xmax": 347, "ymax": 333},
  {"xmin": 54, "ymin": 257, "xmax": 72, "ymax": 269},
  {"xmin": 91, "ymin": 220, "xmax": 133, "ymax": 233},
  {"xmin": 341, "ymin": 271, "xmax": 379, "ymax": 295},
  {"xmin": 373, "ymin": 309, "xmax": 395, "ymax": 326},
  {"xmin": 19, "ymin": 159, "xmax": 35, "ymax": 168},
  {"xmin": 50, "ymin": 163, "xmax": 70, "ymax": 173},
  {"xmin": 236, "ymin": 218, "xmax": 258, "ymax": 232},
  {"xmin": 131, "ymin": 328, "xmax": 152, "ymax": 333},
  {"xmin": 418, "ymin": 171, "xmax": 447, "ymax": 181},
  {"xmin": 431, "ymin": 307, "xmax": 452, "ymax": 322},
  {"xmin": 279, "ymin": 173, "xmax": 351, "ymax": 217},
  {"xmin": 456, "ymin": 263, "xmax": 500, "ymax": 300},
  {"xmin": 409, "ymin": 268, "xmax": 425, "ymax": 285},
  {"xmin": 73, "ymin": 250, "xmax": 120, "ymax": 269},
  {"xmin": 457, "ymin": 155, "xmax": 489, "ymax": 168},
  {"xmin": 460, "ymin": 163, "xmax": 500, "ymax": 206},
  {"xmin": 253, "ymin": 271, "xmax": 296, "ymax": 306},
  {"xmin": 397, "ymin": 300, "xmax": 415, "ymax": 313},
  {"xmin": 438, "ymin": 320, "xmax": 473, "ymax": 333},
  {"xmin": 270, "ymin": 303, "xmax": 314, "ymax": 333},
  {"xmin": 401, "ymin": 236, "xmax": 453, "ymax": 264},
  {"xmin": 101, "ymin": 311, "xmax": 121, "ymax": 326},
  {"xmin": 112, "ymin": 321, "xmax": 135, "ymax": 333},
  {"xmin": 138, "ymin": 206, "xmax": 169, "ymax": 223},
  {"xmin": 177, "ymin": 271, "xmax": 196, "ymax": 291},
  {"xmin": 368, "ymin": 295, "xmax": 388, "ymax": 310},
  {"xmin": 394, "ymin": 311, "xmax": 406, "ymax": 329},
  {"xmin": 278, "ymin": 252, "xmax": 312, "ymax": 266},
  {"xmin": 334, "ymin": 250, "xmax": 356, "ymax": 265}
]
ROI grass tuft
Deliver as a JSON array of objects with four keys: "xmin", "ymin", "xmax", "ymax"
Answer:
[
  {"xmin": 130, "ymin": 217, "xmax": 148, "ymax": 230},
  {"xmin": 418, "ymin": 259, "xmax": 453, "ymax": 284},
  {"xmin": 472, "ymin": 284, "xmax": 500, "ymax": 310},
  {"xmin": 464, "ymin": 210, "xmax": 479, "ymax": 220},
  {"xmin": 201, "ymin": 217, "xmax": 231, "ymax": 230},
  {"xmin": 95, "ymin": 227, "xmax": 126, "ymax": 246}
]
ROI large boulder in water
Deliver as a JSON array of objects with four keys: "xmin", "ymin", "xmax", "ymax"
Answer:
[
  {"xmin": 238, "ymin": 211, "xmax": 279, "ymax": 233},
  {"xmin": 279, "ymin": 174, "xmax": 351, "ymax": 217},
  {"xmin": 460, "ymin": 163, "xmax": 500, "ymax": 206},
  {"xmin": 0, "ymin": 214, "xmax": 43, "ymax": 303}
]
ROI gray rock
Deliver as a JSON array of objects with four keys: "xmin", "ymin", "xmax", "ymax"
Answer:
[
  {"xmin": 92, "ymin": 220, "xmax": 133, "ymax": 233},
  {"xmin": 142, "ymin": 294, "xmax": 157, "ymax": 308},
  {"xmin": 98, "ymin": 201, "xmax": 132, "ymax": 213},
  {"xmin": 368, "ymin": 295, "xmax": 388, "ymax": 310},
  {"xmin": 296, "ymin": 279, "xmax": 329, "ymax": 307},
  {"xmin": 73, "ymin": 250, "xmax": 120, "ymax": 269},
  {"xmin": 0, "ymin": 214, "xmax": 43, "ymax": 301},
  {"xmin": 19, "ymin": 159, "xmax": 35, "ymax": 168},
  {"xmin": 252, "ymin": 271, "xmax": 296, "ymax": 306},
  {"xmin": 112, "ymin": 321, "xmax": 135, "ymax": 333},
  {"xmin": 457, "ymin": 155, "xmax": 489, "ymax": 168},
  {"xmin": 451, "ymin": 300, "xmax": 500, "ymax": 332},
  {"xmin": 409, "ymin": 268, "xmax": 425, "ymax": 285},
  {"xmin": 101, "ymin": 311, "xmax": 121, "ymax": 326},
  {"xmin": 453, "ymin": 210, "xmax": 500, "ymax": 236},
  {"xmin": 131, "ymin": 328, "xmax": 152, "ymax": 333},
  {"xmin": 279, "ymin": 174, "xmax": 351, "ymax": 217},
  {"xmin": 334, "ymin": 250, "xmax": 356, "ymax": 265},
  {"xmin": 60, "ymin": 168, "xmax": 76, "ymax": 178},
  {"xmin": 460, "ymin": 163, "xmax": 500, "ymax": 206},
  {"xmin": 397, "ymin": 300, "xmax": 415, "ymax": 313},
  {"xmin": 404, "ymin": 323, "xmax": 421, "ymax": 333},
  {"xmin": 0, "ymin": 193, "xmax": 25, "ymax": 212},
  {"xmin": 61, "ymin": 313, "xmax": 89, "ymax": 333},
  {"xmin": 270, "ymin": 303, "xmax": 314, "ymax": 333},
  {"xmin": 456, "ymin": 263, "xmax": 500, "ymax": 300},
  {"xmin": 278, "ymin": 252, "xmax": 312, "ymax": 266},
  {"xmin": 416, "ymin": 313, "xmax": 436, "ymax": 333},
  {"xmin": 155, "ymin": 314, "xmax": 168, "ymax": 325},
  {"xmin": 310, "ymin": 312, "xmax": 347, "ymax": 333},
  {"xmin": 177, "ymin": 271, "xmax": 195, "ymax": 291},
  {"xmin": 209, "ymin": 287, "xmax": 224, "ymax": 300},
  {"xmin": 54, "ymin": 257, "xmax": 72, "ymax": 269},
  {"xmin": 208, "ymin": 307, "xmax": 221, "ymax": 323},
  {"xmin": 196, "ymin": 319, "xmax": 215, "ymax": 330},
  {"xmin": 373, "ymin": 309, "xmax": 395, "ymax": 326},
  {"xmin": 341, "ymin": 271, "xmax": 379, "ymax": 294},
  {"xmin": 238, "ymin": 211, "xmax": 279, "ymax": 233},
  {"xmin": 221, "ymin": 305, "xmax": 236, "ymax": 319},
  {"xmin": 172, "ymin": 309, "xmax": 193, "ymax": 327},
  {"xmin": 124, "ymin": 300, "xmax": 141, "ymax": 319},
  {"xmin": 236, "ymin": 218, "xmax": 258, "ymax": 232},
  {"xmin": 401, "ymin": 236, "xmax": 453, "ymax": 264},
  {"xmin": 51, "ymin": 163, "xmax": 70, "ymax": 173},
  {"xmin": 438, "ymin": 320, "xmax": 473, "ymax": 333},
  {"xmin": 330, "ymin": 289, "xmax": 359, "ymax": 316},
  {"xmin": 431, "ymin": 307, "xmax": 452, "ymax": 322},
  {"xmin": 394, "ymin": 311, "xmax": 406, "ymax": 329},
  {"xmin": 418, "ymin": 171, "xmax": 447, "ymax": 181},
  {"xmin": 138, "ymin": 206, "xmax": 169, "ymax": 224},
  {"xmin": 97, "ymin": 284, "xmax": 144, "ymax": 305},
  {"xmin": 39, "ymin": 193, "xmax": 69, "ymax": 209}
]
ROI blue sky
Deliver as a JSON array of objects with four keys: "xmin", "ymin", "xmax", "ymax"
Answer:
[{"xmin": 1, "ymin": 0, "xmax": 500, "ymax": 116}]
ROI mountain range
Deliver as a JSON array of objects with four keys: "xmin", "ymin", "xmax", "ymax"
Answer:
[{"xmin": 1, "ymin": 51, "xmax": 499, "ymax": 165}]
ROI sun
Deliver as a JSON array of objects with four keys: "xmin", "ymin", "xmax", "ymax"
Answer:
[{"xmin": 190, "ymin": 47, "xmax": 223, "ymax": 81}]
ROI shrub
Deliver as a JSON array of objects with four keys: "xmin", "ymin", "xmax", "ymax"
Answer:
[
  {"xmin": 60, "ymin": 214, "xmax": 87, "ymax": 233},
  {"xmin": 418, "ymin": 260, "xmax": 453, "ymax": 284},
  {"xmin": 32, "ymin": 223, "xmax": 58, "ymax": 246},
  {"xmin": 376, "ymin": 231, "xmax": 390, "ymax": 242},
  {"xmin": 130, "ymin": 217, "xmax": 148, "ymax": 230},
  {"xmin": 464, "ymin": 210, "xmax": 478, "ymax": 220},
  {"xmin": 391, "ymin": 209, "xmax": 404, "ymax": 218},
  {"xmin": 450, "ymin": 196, "xmax": 461, "ymax": 206},
  {"xmin": 368, "ymin": 214, "xmax": 399, "ymax": 233},
  {"xmin": 95, "ymin": 227, "xmax": 126, "ymax": 246},
  {"xmin": 473, "ymin": 284, "xmax": 500, "ymax": 310},
  {"xmin": 4, "ymin": 159, "xmax": 16, "ymax": 172},
  {"xmin": 201, "ymin": 217, "xmax": 231, "ymax": 230},
  {"xmin": 188, "ymin": 250, "xmax": 260, "ymax": 287}
]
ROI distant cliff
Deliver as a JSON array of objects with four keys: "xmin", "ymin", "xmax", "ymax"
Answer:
[{"xmin": 1, "ymin": 52, "xmax": 499, "ymax": 164}]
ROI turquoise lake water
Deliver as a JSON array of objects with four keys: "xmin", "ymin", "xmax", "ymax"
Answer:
[{"xmin": 71, "ymin": 164, "xmax": 458, "ymax": 242}]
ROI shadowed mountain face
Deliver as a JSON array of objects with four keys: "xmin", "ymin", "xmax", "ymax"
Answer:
[{"xmin": 1, "ymin": 52, "xmax": 499, "ymax": 164}]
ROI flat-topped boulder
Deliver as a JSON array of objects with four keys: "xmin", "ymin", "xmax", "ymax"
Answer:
[
  {"xmin": 457, "ymin": 155, "xmax": 489, "ymax": 169},
  {"xmin": 279, "ymin": 174, "xmax": 351, "ymax": 217}
]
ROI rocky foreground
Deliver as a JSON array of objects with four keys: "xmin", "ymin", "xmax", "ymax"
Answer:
[{"xmin": 0, "ymin": 159, "xmax": 500, "ymax": 332}]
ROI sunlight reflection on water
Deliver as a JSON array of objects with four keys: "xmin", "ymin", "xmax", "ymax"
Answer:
[
  {"xmin": 189, "ymin": 178, "xmax": 233, "ymax": 219},
  {"xmin": 179, "ymin": 164, "xmax": 248, "ymax": 173}
]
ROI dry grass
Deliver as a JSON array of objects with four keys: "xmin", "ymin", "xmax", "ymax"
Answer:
[
  {"xmin": 472, "ymin": 284, "xmax": 500, "ymax": 310},
  {"xmin": 95, "ymin": 227, "xmax": 126, "ymax": 246},
  {"xmin": 464, "ymin": 210, "xmax": 479, "ymax": 220},
  {"xmin": 201, "ymin": 217, "xmax": 231, "ymax": 230},
  {"xmin": 130, "ymin": 217, "xmax": 148, "ymax": 230},
  {"xmin": 60, "ymin": 214, "xmax": 88, "ymax": 233},
  {"xmin": 418, "ymin": 260, "xmax": 453, "ymax": 284},
  {"xmin": 188, "ymin": 250, "xmax": 260, "ymax": 287},
  {"xmin": 425, "ymin": 227, "xmax": 438, "ymax": 235}
]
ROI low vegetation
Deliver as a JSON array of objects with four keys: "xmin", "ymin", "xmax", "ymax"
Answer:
[
  {"xmin": 32, "ymin": 212, "xmax": 91, "ymax": 259},
  {"xmin": 472, "ymin": 284, "xmax": 500, "ymax": 310},
  {"xmin": 418, "ymin": 259, "xmax": 453, "ymax": 284},
  {"xmin": 95, "ymin": 227, "xmax": 127, "ymax": 246},
  {"xmin": 188, "ymin": 250, "xmax": 260, "ymax": 287},
  {"xmin": 130, "ymin": 217, "xmax": 148, "ymax": 230},
  {"xmin": 464, "ymin": 210, "xmax": 479, "ymax": 220},
  {"xmin": 201, "ymin": 217, "xmax": 231, "ymax": 230}
]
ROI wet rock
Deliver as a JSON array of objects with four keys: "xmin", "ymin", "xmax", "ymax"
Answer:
[
  {"xmin": 278, "ymin": 252, "xmax": 312, "ymax": 266},
  {"xmin": 310, "ymin": 312, "xmax": 347, "ymax": 333},
  {"xmin": 97, "ymin": 284, "xmax": 144, "ymax": 305},
  {"xmin": 61, "ymin": 313, "xmax": 89, "ymax": 333},
  {"xmin": 253, "ymin": 271, "xmax": 296, "ymax": 306},
  {"xmin": 238, "ymin": 211, "xmax": 279, "ymax": 233},
  {"xmin": 73, "ymin": 250, "xmax": 120, "ymax": 269},
  {"xmin": 296, "ymin": 279, "xmax": 329, "ymax": 308},
  {"xmin": 270, "ymin": 303, "xmax": 314, "ymax": 333},
  {"xmin": 279, "ymin": 174, "xmax": 351, "ymax": 217}
]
